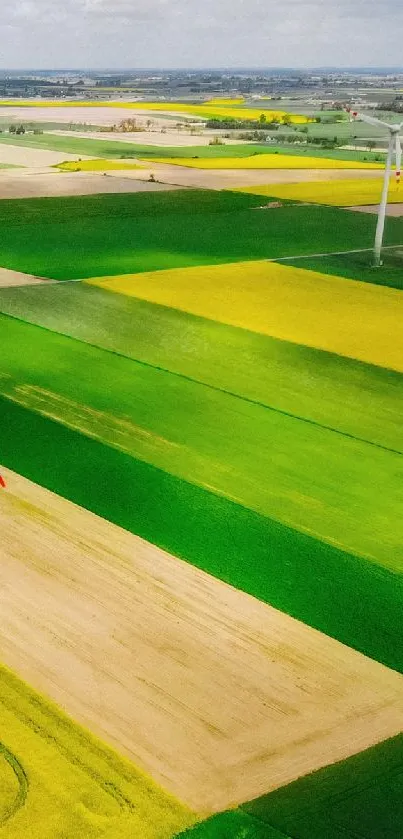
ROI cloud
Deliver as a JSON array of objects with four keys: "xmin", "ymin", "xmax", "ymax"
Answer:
[{"xmin": 0, "ymin": 0, "xmax": 401, "ymax": 68}]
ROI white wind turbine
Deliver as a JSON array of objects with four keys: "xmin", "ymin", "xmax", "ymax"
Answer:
[{"xmin": 346, "ymin": 107, "xmax": 403, "ymax": 266}]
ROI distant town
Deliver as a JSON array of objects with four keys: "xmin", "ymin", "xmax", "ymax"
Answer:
[{"xmin": 1, "ymin": 67, "xmax": 403, "ymax": 106}]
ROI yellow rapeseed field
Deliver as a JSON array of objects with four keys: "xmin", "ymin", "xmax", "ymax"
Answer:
[
  {"xmin": 55, "ymin": 159, "xmax": 142, "ymax": 172},
  {"xmin": 144, "ymin": 154, "xmax": 383, "ymax": 170},
  {"xmin": 112, "ymin": 102, "xmax": 310, "ymax": 123},
  {"xmin": 205, "ymin": 97, "xmax": 245, "ymax": 105},
  {"xmin": 86, "ymin": 260, "xmax": 403, "ymax": 372},
  {"xmin": 237, "ymin": 178, "xmax": 401, "ymax": 205},
  {"xmin": 0, "ymin": 664, "xmax": 195, "ymax": 838}
]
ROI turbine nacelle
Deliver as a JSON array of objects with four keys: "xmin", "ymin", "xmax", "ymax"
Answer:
[{"xmin": 345, "ymin": 106, "xmax": 402, "ymax": 183}]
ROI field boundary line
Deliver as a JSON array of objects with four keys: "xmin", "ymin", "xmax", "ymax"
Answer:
[
  {"xmin": 0, "ymin": 308, "xmax": 402, "ymax": 459},
  {"xmin": 0, "ymin": 243, "xmax": 400, "ymax": 288},
  {"xmin": 269, "ymin": 243, "xmax": 403, "ymax": 262}
]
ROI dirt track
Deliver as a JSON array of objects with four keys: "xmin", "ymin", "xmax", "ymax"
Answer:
[{"xmin": 0, "ymin": 468, "xmax": 402, "ymax": 812}]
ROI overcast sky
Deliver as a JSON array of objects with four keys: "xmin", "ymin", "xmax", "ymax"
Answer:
[{"xmin": 0, "ymin": 0, "xmax": 402, "ymax": 70}]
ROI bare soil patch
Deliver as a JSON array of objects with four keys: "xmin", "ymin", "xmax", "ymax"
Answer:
[
  {"xmin": 0, "ymin": 468, "xmax": 402, "ymax": 813},
  {"xmin": 349, "ymin": 202, "xmax": 403, "ymax": 216},
  {"xmin": 0, "ymin": 169, "xmax": 180, "ymax": 199},
  {"xmin": 0, "ymin": 106, "xmax": 178, "ymax": 128},
  {"xmin": 0, "ymin": 143, "xmax": 92, "ymax": 168},
  {"xmin": 134, "ymin": 164, "xmax": 386, "ymax": 190},
  {"xmin": 50, "ymin": 129, "xmax": 246, "ymax": 147},
  {"xmin": 0, "ymin": 267, "xmax": 48, "ymax": 287}
]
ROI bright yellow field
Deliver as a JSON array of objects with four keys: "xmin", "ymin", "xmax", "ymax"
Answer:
[
  {"xmin": 144, "ymin": 154, "xmax": 383, "ymax": 170},
  {"xmin": 86, "ymin": 261, "xmax": 403, "ymax": 372},
  {"xmin": 0, "ymin": 100, "xmax": 310, "ymax": 123},
  {"xmin": 55, "ymin": 159, "xmax": 142, "ymax": 172},
  {"xmin": 237, "ymin": 178, "xmax": 401, "ymax": 205},
  {"xmin": 205, "ymin": 97, "xmax": 245, "ymax": 105},
  {"xmin": 0, "ymin": 664, "xmax": 194, "ymax": 838},
  {"xmin": 105, "ymin": 102, "xmax": 311, "ymax": 123}
]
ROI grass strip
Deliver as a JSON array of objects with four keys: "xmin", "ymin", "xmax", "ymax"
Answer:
[
  {"xmin": 1, "ymin": 312, "xmax": 402, "ymax": 572},
  {"xmin": 0, "ymin": 283, "xmax": 401, "ymax": 454}
]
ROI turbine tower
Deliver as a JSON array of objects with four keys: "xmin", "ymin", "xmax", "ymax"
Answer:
[{"xmin": 346, "ymin": 107, "xmax": 402, "ymax": 267}]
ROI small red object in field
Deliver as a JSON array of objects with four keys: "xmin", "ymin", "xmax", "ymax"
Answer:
[{"xmin": 0, "ymin": 475, "xmax": 6, "ymax": 488}]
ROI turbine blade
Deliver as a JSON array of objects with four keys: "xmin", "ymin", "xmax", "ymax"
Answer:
[
  {"xmin": 395, "ymin": 136, "xmax": 401, "ymax": 186},
  {"xmin": 349, "ymin": 111, "xmax": 393, "ymax": 130}
]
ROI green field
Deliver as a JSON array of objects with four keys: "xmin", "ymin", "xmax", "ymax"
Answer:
[
  {"xmin": 136, "ymin": 143, "xmax": 385, "ymax": 164},
  {"xmin": 0, "ymin": 134, "xmax": 280, "ymax": 160},
  {"xmin": 0, "ymin": 131, "xmax": 385, "ymax": 163},
  {"xmin": 0, "ymin": 284, "xmax": 401, "ymax": 453},
  {"xmin": 0, "ymin": 190, "xmax": 401, "ymax": 280},
  {"xmin": 180, "ymin": 734, "xmax": 403, "ymax": 837},
  {"xmin": 1, "ymin": 394, "xmax": 401, "ymax": 672},
  {"xmin": 177, "ymin": 811, "xmax": 289, "ymax": 838},
  {"xmin": 280, "ymin": 248, "xmax": 403, "ymax": 289},
  {"xmin": 1, "ymin": 313, "xmax": 402, "ymax": 571},
  {"xmin": 243, "ymin": 734, "xmax": 403, "ymax": 839},
  {"xmin": 299, "ymin": 114, "xmax": 401, "ymax": 143},
  {"xmin": 0, "ymin": 664, "xmax": 194, "ymax": 838},
  {"xmin": 0, "ymin": 315, "xmax": 402, "ymax": 671}
]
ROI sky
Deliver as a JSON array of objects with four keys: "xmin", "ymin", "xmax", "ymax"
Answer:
[{"xmin": 0, "ymin": 0, "xmax": 402, "ymax": 70}]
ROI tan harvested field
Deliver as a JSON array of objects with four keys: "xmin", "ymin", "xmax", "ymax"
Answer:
[
  {"xmin": 50, "ymin": 129, "xmax": 246, "ymax": 146},
  {"xmin": 350, "ymin": 202, "xmax": 403, "ymax": 216},
  {"xmin": 132, "ymin": 164, "xmax": 386, "ymax": 190},
  {"xmin": 0, "ymin": 142, "xmax": 92, "ymax": 167},
  {"xmin": 0, "ymin": 105, "xmax": 180, "ymax": 128},
  {"xmin": 0, "ymin": 467, "xmax": 402, "ymax": 813},
  {"xmin": 0, "ymin": 267, "xmax": 48, "ymax": 287},
  {"xmin": 0, "ymin": 168, "xmax": 180, "ymax": 198}
]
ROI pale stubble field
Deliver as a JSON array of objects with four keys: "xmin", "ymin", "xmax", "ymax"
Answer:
[{"xmin": 0, "ymin": 468, "xmax": 402, "ymax": 814}]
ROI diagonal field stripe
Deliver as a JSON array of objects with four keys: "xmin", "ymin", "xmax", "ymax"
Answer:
[
  {"xmin": 1, "ymin": 467, "xmax": 402, "ymax": 813},
  {"xmin": 85, "ymin": 260, "xmax": 403, "ymax": 373}
]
